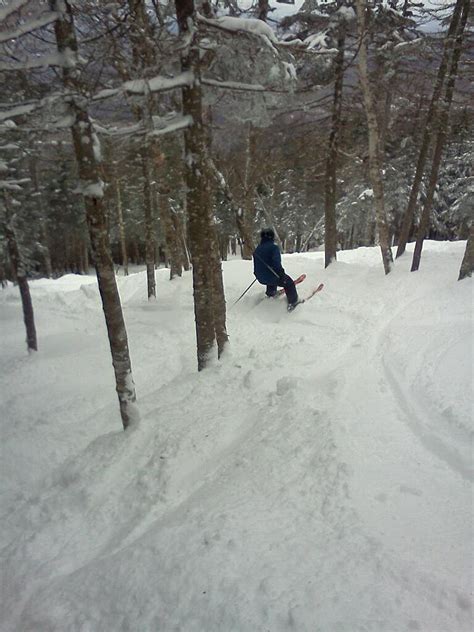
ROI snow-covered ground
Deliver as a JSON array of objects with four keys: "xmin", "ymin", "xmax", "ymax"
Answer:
[{"xmin": 0, "ymin": 241, "xmax": 472, "ymax": 632}]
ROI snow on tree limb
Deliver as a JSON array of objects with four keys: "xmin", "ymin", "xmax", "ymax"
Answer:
[
  {"xmin": 0, "ymin": 0, "xmax": 30, "ymax": 22},
  {"xmin": 104, "ymin": 122, "xmax": 143, "ymax": 137},
  {"xmin": 393, "ymin": 37, "xmax": 423, "ymax": 52},
  {"xmin": 0, "ymin": 50, "xmax": 77, "ymax": 71},
  {"xmin": 0, "ymin": 102, "xmax": 37, "ymax": 121},
  {"xmin": 198, "ymin": 13, "xmax": 279, "ymax": 49},
  {"xmin": 93, "ymin": 71, "xmax": 194, "ymax": 101},
  {"xmin": 198, "ymin": 12, "xmax": 337, "ymax": 54},
  {"xmin": 201, "ymin": 78, "xmax": 266, "ymax": 92},
  {"xmin": 75, "ymin": 180, "xmax": 105, "ymax": 199},
  {"xmin": 122, "ymin": 72, "xmax": 194, "ymax": 95},
  {"xmin": 0, "ymin": 178, "xmax": 29, "ymax": 191},
  {"xmin": 0, "ymin": 182, "xmax": 21, "ymax": 190},
  {"xmin": 0, "ymin": 11, "xmax": 60, "ymax": 43},
  {"xmin": 92, "ymin": 88, "xmax": 120, "ymax": 102},
  {"xmin": 150, "ymin": 114, "xmax": 193, "ymax": 136},
  {"xmin": 302, "ymin": 30, "xmax": 338, "ymax": 53},
  {"xmin": 101, "ymin": 114, "xmax": 192, "ymax": 139}
]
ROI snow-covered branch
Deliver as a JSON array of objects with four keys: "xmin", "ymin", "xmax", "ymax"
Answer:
[
  {"xmin": 201, "ymin": 78, "xmax": 266, "ymax": 92},
  {"xmin": 393, "ymin": 37, "xmax": 423, "ymax": 53},
  {"xmin": 93, "ymin": 71, "xmax": 194, "ymax": 101},
  {"xmin": 122, "ymin": 72, "xmax": 194, "ymax": 95},
  {"xmin": 197, "ymin": 14, "xmax": 279, "ymax": 50},
  {"xmin": 0, "ymin": 102, "xmax": 37, "ymax": 122},
  {"xmin": 100, "ymin": 113, "xmax": 192, "ymax": 139},
  {"xmin": 150, "ymin": 114, "xmax": 192, "ymax": 136},
  {"xmin": 0, "ymin": 177, "xmax": 29, "ymax": 191},
  {"xmin": 303, "ymin": 31, "xmax": 338, "ymax": 52},
  {"xmin": 0, "ymin": 0, "xmax": 30, "ymax": 22},
  {"xmin": 0, "ymin": 50, "xmax": 77, "ymax": 72},
  {"xmin": 0, "ymin": 11, "xmax": 60, "ymax": 43},
  {"xmin": 198, "ymin": 12, "xmax": 338, "ymax": 55}
]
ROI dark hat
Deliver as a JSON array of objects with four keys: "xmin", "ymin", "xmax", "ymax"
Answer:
[{"xmin": 260, "ymin": 228, "xmax": 275, "ymax": 241}]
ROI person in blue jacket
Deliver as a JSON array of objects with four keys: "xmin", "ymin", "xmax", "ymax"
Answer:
[{"xmin": 253, "ymin": 228, "xmax": 298, "ymax": 309}]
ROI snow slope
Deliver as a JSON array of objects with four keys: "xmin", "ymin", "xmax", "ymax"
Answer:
[{"xmin": 0, "ymin": 242, "xmax": 472, "ymax": 632}]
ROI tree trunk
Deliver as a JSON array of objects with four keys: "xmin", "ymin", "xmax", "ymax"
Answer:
[
  {"xmin": 175, "ymin": 0, "xmax": 228, "ymax": 369},
  {"xmin": 396, "ymin": 0, "xmax": 465, "ymax": 259},
  {"xmin": 411, "ymin": 0, "xmax": 469, "ymax": 272},
  {"xmin": 29, "ymin": 155, "xmax": 53, "ymax": 278},
  {"xmin": 115, "ymin": 179, "xmax": 128, "ymax": 275},
  {"xmin": 254, "ymin": 188, "xmax": 282, "ymax": 245},
  {"xmin": 257, "ymin": 0, "xmax": 270, "ymax": 21},
  {"xmin": 377, "ymin": 47, "xmax": 395, "ymax": 157},
  {"xmin": 83, "ymin": 238, "xmax": 89, "ymax": 274},
  {"xmin": 152, "ymin": 144, "xmax": 183, "ymax": 279},
  {"xmin": 118, "ymin": 1, "xmax": 156, "ymax": 291},
  {"xmin": 141, "ymin": 148, "xmax": 156, "ymax": 298},
  {"xmin": 158, "ymin": 186, "xmax": 183, "ymax": 279},
  {"xmin": 3, "ymin": 195, "xmax": 37, "ymax": 352},
  {"xmin": 207, "ymin": 155, "xmax": 255, "ymax": 259},
  {"xmin": 239, "ymin": 123, "xmax": 257, "ymax": 259},
  {"xmin": 355, "ymin": 0, "xmax": 393, "ymax": 275},
  {"xmin": 324, "ymin": 26, "xmax": 345, "ymax": 268},
  {"xmin": 219, "ymin": 233, "xmax": 228, "ymax": 261},
  {"xmin": 458, "ymin": 225, "xmax": 473, "ymax": 281},
  {"xmin": 210, "ymin": 224, "xmax": 228, "ymax": 358},
  {"xmin": 52, "ymin": 0, "xmax": 138, "ymax": 429},
  {"xmin": 172, "ymin": 210, "xmax": 190, "ymax": 271}
]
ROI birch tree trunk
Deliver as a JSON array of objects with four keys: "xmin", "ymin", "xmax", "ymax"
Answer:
[
  {"xmin": 51, "ymin": 0, "xmax": 138, "ymax": 429},
  {"xmin": 2, "ymin": 194, "xmax": 37, "ymax": 352},
  {"xmin": 396, "ymin": 0, "xmax": 465, "ymax": 258},
  {"xmin": 324, "ymin": 26, "xmax": 345, "ymax": 268},
  {"xmin": 411, "ymin": 0, "xmax": 470, "ymax": 272},
  {"xmin": 458, "ymin": 225, "xmax": 473, "ymax": 281},
  {"xmin": 355, "ymin": 0, "xmax": 393, "ymax": 275},
  {"xmin": 175, "ymin": 0, "xmax": 228, "ymax": 369}
]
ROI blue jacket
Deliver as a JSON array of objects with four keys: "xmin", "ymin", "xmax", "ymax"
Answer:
[{"xmin": 253, "ymin": 239, "xmax": 285, "ymax": 284}]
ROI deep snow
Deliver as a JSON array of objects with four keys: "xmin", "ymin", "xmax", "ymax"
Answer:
[{"xmin": 0, "ymin": 241, "xmax": 472, "ymax": 632}]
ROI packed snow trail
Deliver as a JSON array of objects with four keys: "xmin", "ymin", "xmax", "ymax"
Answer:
[{"xmin": 0, "ymin": 242, "xmax": 472, "ymax": 631}]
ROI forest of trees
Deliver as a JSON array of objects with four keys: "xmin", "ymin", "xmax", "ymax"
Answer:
[{"xmin": 0, "ymin": 0, "xmax": 472, "ymax": 427}]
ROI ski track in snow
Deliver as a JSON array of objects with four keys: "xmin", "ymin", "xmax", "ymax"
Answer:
[{"xmin": 0, "ymin": 243, "xmax": 472, "ymax": 631}]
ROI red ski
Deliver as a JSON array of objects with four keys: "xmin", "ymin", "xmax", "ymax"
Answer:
[
  {"xmin": 276, "ymin": 273, "xmax": 306, "ymax": 296},
  {"xmin": 288, "ymin": 283, "xmax": 324, "ymax": 311}
]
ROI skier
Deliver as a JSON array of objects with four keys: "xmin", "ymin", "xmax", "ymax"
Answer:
[{"xmin": 253, "ymin": 228, "xmax": 299, "ymax": 310}]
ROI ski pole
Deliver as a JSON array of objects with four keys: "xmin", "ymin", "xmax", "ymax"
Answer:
[
  {"xmin": 230, "ymin": 278, "xmax": 257, "ymax": 308},
  {"xmin": 253, "ymin": 251, "xmax": 280, "ymax": 280}
]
